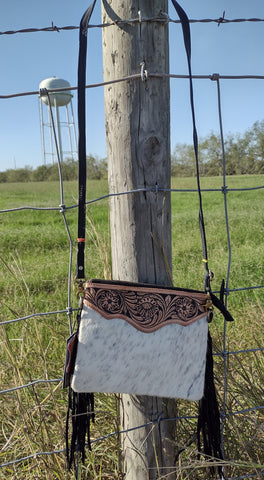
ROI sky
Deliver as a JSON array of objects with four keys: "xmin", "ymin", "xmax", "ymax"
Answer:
[{"xmin": 1, "ymin": 0, "xmax": 264, "ymax": 171}]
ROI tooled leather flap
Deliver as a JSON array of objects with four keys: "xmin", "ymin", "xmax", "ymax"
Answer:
[{"xmin": 83, "ymin": 281, "xmax": 209, "ymax": 333}]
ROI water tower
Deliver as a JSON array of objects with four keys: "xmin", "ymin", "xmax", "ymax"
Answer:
[{"xmin": 39, "ymin": 77, "xmax": 77, "ymax": 165}]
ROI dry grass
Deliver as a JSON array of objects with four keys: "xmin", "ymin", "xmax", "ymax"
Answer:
[{"xmin": 0, "ymin": 177, "xmax": 263, "ymax": 479}]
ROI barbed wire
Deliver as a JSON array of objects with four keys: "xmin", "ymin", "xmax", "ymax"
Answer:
[{"xmin": 1, "ymin": 16, "xmax": 264, "ymax": 37}]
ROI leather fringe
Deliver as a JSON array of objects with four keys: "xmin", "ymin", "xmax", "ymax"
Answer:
[
  {"xmin": 66, "ymin": 388, "xmax": 95, "ymax": 471},
  {"xmin": 197, "ymin": 331, "xmax": 225, "ymax": 478}
]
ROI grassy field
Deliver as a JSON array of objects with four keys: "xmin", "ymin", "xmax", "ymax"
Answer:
[{"xmin": 0, "ymin": 176, "xmax": 263, "ymax": 479}]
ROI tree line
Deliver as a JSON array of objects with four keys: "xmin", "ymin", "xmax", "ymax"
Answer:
[
  {"xmin": 1, "ymin": 120, "xmax": 264, "ymax": 183},
  {"xmin": 172, "ymin": 120, "xmax": 264, "ymax": 177},
  {"xmin": 0, "ymin": 156, "xmax": 107, "ymax": 183}
]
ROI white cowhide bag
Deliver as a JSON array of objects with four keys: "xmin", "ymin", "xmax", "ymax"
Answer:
[{"xmin": 69, "ymin": 280, "xmax": 211, "ymax": 400}]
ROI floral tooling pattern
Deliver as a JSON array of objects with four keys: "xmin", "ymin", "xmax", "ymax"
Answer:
[{"xmin": 84, "ymin": 282, "xmax": 208, "ymax": 332}]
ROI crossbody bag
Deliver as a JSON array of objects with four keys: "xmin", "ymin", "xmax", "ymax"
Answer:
[{"xmin": 64, "ymin": 1, "xmax": 234, "ymax": 476}]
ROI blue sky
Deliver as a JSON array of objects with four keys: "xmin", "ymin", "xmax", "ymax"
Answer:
[{"xmin": 1, "ymin": 0, "xmax": 264, "ymax": 171}]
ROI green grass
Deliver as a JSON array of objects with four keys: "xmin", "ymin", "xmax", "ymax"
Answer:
[{"xmin": 0, "ymin": 176, "xmax": 263, "ymax": 479}]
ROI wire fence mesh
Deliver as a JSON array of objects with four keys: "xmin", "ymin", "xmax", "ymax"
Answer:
[{"xmin": 0, "ymin": 11, "xmax": 263, "ymax": 480}]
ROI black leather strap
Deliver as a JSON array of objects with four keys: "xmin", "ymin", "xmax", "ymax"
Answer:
[
  {"xmin": 76, "ymin": 0, "xmax": 97, "ymax": 280},
  {"xmin": 171, "ymin": 0, "xmax": 211, "ymax": 291}
]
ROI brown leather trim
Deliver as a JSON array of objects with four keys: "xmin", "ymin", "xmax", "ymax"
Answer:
[{"xmin": 83, "ymin": 281, "xmax": 209, "ymax": 333}]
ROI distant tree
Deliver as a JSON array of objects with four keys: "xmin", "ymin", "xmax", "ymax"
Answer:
[
  {"xmin": 31, "ymin": 165, "xmax": 52, "ymax": 181},
  {"xmin": 0, "ymin": 155, "xmax": 108, "ymax": 183},
  {"xmin": 244, "ymin": 120, "xmax": 264, "ymax": 173},
  {"xmin": 98, "ymin": 157, "xmax": 108, "ymax": 179},
  {"xmin": 224, "ymin": 133, "xmax": 249, "ymax": 175},
  {"xmin": 171, "ymin": 143, "xmax": 196, "ymax": 176},
  {"xmin": 0, "ymin": 171, "xmax": 7, "ymax": 183},
  {"xmin": 200, "ymin": 133, "xmax": 223, "ymax": 176},
  {"xmin": 3, "ymin": 119, "xmax": 264, "ymax": 182},
  {"xmin": 86, "ymin": 155, "xmax": 104, "ymax": 180},
  {"xmin": 171, "ymin": 120, "xmax": 264, "ymax": 177},
  {"xmin": 61, "ymin": 158, "xmax": 78, "ymax": 181},
  {"xmin": 4, "ymin": 166, "xmax": 32, "ymax": 183}
]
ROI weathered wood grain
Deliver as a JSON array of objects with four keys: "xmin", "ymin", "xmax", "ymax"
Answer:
[{"xmin": 101, "ymin": 1, "xmax": 177, "ymax": 478}]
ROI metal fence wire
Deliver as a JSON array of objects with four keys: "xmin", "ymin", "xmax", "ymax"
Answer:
[{"xmin": 0, "ymin": 13, "xmax": 264, "ymax": 480}]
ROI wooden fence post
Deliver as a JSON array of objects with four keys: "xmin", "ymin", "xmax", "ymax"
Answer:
[{"xmin": 101, "ymin": 1, "xmax": 177, "ymax": 478}]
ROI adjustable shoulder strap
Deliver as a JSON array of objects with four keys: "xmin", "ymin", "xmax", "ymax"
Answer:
[
  {"xmin": 171, "ymin": 0, "xmax": 211, "ymax": 292},
  {"xmin": 171, "ymin": 4, "xmax": 228, "ymax": 477},
  {"xmin": 77, "ymin": 0, "xmax": 209, "ymax": 287},
  {"xmin": 76, "ymin": 0, "xmax": 97, "ymax": 280},
  {"xmin": 68, "ymin": 5, "xmax": 98, "ymax": 472}
]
